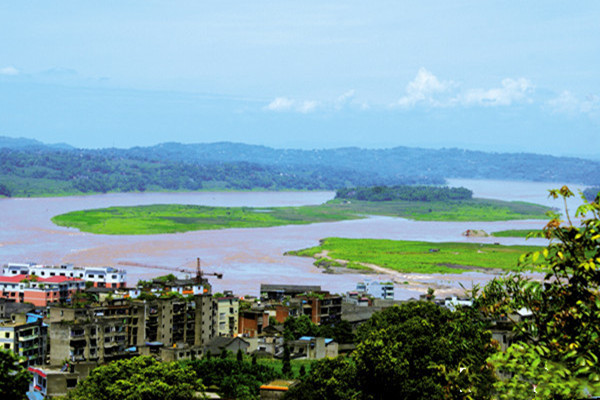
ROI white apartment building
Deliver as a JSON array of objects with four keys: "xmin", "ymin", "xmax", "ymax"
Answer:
[{"xmin": 2, "ymin": 263, "xmax": 126, "ymax": 288}]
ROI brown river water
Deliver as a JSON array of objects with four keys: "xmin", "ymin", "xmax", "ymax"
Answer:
[{"xmin": 0, "ymin": 179, "xmax": 588, "ymax": 299}]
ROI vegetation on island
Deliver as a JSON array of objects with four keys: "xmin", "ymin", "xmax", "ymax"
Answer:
[
  {"xmin": 491, "ymin": 229, "xmax": 544, "ymax": 237},
  {"xmin": 335, "ymin": 185, "xmax": 473, "ymax": 202},
  {"xmin": 51, "ymin": 191, "xmax": 550, "ymax": 235},
  {"xmin": 287, "ymin": 237, "xmax": 541, "ymax": 274}
]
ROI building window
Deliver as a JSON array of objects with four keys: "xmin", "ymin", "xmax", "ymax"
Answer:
[{"xmin": 4, "ymin": 344, "xmax": 10, "ymax": 349}]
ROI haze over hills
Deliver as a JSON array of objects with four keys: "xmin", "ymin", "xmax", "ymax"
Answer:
[{"xmin": 0, "ymin": 135, "xmax": 598, "ymax": 197}]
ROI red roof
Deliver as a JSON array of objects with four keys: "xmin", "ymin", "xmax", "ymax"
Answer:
[
  {"xmin": 0, "ymin": 274, "xmax": 83, "ymax": 284},
  {"xmin": 40, "ymin": 276, "xmax": 83, "ymax": 283},
  {"xmin": 0, "ymin": 274, "xmax": 29, "ymax": 283}
]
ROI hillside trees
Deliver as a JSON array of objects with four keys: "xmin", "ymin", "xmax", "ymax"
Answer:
[
  {"xmin": 287, "ymin": 301, "xmax": 496, "ymax": 400},
  {"xmin": 477, "ymin": 186, "xmax": 600, "ymax": 398}
]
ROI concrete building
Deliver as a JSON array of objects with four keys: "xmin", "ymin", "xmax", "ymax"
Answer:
[
  {"xmin": 0, "ymin": 313, "xmax": 45, "ymax": 366},
  {"xmin": 0, "ymin": 274, "xmax": 85, "ymax": 307},
  {"xmin": 356, "ymin": 280, "xmax": 394, "ymax": 300},
  {"xmin": 290, "ymin": 293, "xmax": 343, "ymax": 325},
  {"xmin": 144, "ymin": 294, "xmax": 216, "ymax": 348},
  {"xmin": 215, "ymin": 295, "xmax": 239, "ymax": 337},
  {"xmin": 288, "ymin": 336, "xmax": 338, "ymax": 360},
  {"xmin": 260, "ymin": 284, "xmax": 322, "ymax": 302},
  {"xmin": 47, "ymin": 299, "xmax": 145, "ymax": 365}
]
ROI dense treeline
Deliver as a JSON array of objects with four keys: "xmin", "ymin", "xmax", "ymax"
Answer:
[
  {"xmin": 584, "ymin": 187, "xmax": 599, "ymax": 201},
  {"xmin": 335, "ymin": 185, "xmax": 473, "ymax": 202},
  {"xmin": 110, "ymin": 141, "xmax": 600, "ymax": 185},
  {"xmin": 0, "ymin": 148, "xmax": 439, "ymax": 197}
]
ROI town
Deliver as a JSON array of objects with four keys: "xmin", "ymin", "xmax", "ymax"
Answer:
[{"xmin": 0, "ymin": 259, "xmax": 517, "ymax": 399}]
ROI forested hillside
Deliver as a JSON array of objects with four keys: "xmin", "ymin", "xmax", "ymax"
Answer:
[
  {"xmin": 1, "ymin": 136, "xmax": 598, "ymax": 197},
  {"xmin": 112, "ymin": 142, "xmax": 600, "ymax": 185},
  {"xmin": 0, "ymin": 148, "xmax": 434, "ymax": 197}
]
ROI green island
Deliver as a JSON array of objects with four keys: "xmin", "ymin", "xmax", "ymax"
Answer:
[
  {"xmin": 287, "ymin": 237, "xmax": 542, "ymax": 274},
  {"xmin": 51, "ymin": 196, "xmax": 550, "ymax": 235},
  {"xmin": 491, "ymin": 229, "xmax": 544, "ymax": 237}
]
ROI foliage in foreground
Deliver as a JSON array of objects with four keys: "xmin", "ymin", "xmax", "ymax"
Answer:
[
  {"xmin": 183, "ymin": 357, "xmax": 280, "ymax": 399},
  {"xmin": 65, "ymin": 356, "xmax": 204, "ymax": 400},
  {"xmin": 477, "ymin": 187, "xmax": 600, "ymax": 399},
  {"xmin": 287, "ymin": 301, "xmax": 497, "ymax": 400},
  {"xmin": 0, "ymin": 349, "xmax": 29, "ymax": 400}
]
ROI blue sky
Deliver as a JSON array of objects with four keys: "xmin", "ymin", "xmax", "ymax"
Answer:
[{"xmin": 0, "ymin": 1, "xmax": 598, "ymax": 156}]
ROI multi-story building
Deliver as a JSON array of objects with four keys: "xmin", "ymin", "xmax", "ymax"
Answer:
[
  {"xmin": 2, "ymin": 263, "xmax": 126, "ymax": 289},
  {"xmin": 0, "ymin": 275, "xmax": 85, "ymax": 307},
  {"xmin": 215, "ymin": 294, "xmax": 239, "ymax": 337},
  {"xmin": 47, "ymin": 294, "xmax": 217, "ymax": 366},
  {"xmin": 290, "ymin": 292, "xmax": 343, "ymax": 325},
  {"xmin": 47, "ymin": 299, "xmax": 145, "ymax": 365},
  {"xmin": 0, "ymin": 313, "xmax": 45, "ymax": 366},
  {"xmin": 144, "ymin": 294, "xmax": 216, "ymax": 347},
  {"xmin": 356, "ymin": 280, "xmax": 395, "ymax": 300}
]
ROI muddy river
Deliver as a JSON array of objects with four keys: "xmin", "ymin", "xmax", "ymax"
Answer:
[{"xmin": 0, "ymin": 180, "xmax": 588, "ymax": 299}]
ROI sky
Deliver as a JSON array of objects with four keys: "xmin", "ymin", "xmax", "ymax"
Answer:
[{"xmin": 0, "ymin": 1, "xmax": 598, "ymax": 157}]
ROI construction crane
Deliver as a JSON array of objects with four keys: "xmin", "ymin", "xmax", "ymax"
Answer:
[
  {"xmin": 195, "ymin": 257, "xmax": 223, "ymax": 283},
  {"xmin": 119, "ymin": 258, "xmax": 223, "ymax": 282}
]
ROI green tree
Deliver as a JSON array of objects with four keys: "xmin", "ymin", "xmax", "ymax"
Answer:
[
  {"xmin": 477, "ymin": 186, "xmax": 600, "ymax": 399},
  {"xmin": 0, "ymin": 349, "xmax": 29, "ymax": 400},
  {"xmin": 354, "ymin": 301, "xmax": 496, "ymax": 400},
  {"xmin": 286, "ymin": 357, "xmax": 359, "ymax": 400},
  {"xmin": 282, "ymin": 344, "xmax": 291, "ymax": 377},
  {"xmin": 66, "ymin": 356, "xmax": 204, "ymax": 400}
]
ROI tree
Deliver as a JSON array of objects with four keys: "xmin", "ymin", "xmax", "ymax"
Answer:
[
  {"xmin": 286, "ymin": 357, "xmax": 359, "ymax": 400},
  {"xmin": 0, "ymin": 183, "xmax": 11, "ymax": 197},
  {"xmin": 477, "ymin": 186, "xmax": 600, "ymax": 399},
  {"xmin": 289, "ymin": 301, "xmax": 496, "ymax": 400},
  {"xmin": 354, "ymin": 301, "xmax": 496, "ymax": 400},
  {"xmin": 237, "ymin": 348, "xmax": 244, "ymax": 363},
  {"xmin": 65, "ymin": 356, "xmax": 204, "ymax": 400},
  {"xmin": 0, "ymin": 349, "xmax": 29, "ymax": 400},
  {"xmin": 282, "ymin": 344, "xmax": 291, "ymax": 377}
]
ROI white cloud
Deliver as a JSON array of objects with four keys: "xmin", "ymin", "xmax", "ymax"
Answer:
[
  {"xmin": 264, "ymin": 97, "xmax": 319, "ymax": 113},
  {"xmin": 0, "ymin": 66, "xmax": 19, "ymax": 76},
  {"xmin": 460, "ymin": 78, "xmax": 533, "ymax": 106},
  {"xmin": 547, "ymin": 91, "xmax": 599, "ymax": 115},
  {"xmin": 297, "ymin": 100, "xmax": 318, "ymax": 113},
  {"xmin": 394, "ymin": 68, "xmax": 453, "ymax": 108},
  {"xmin": 265, "ymin": 97, "xmax": 295, "ymax": 111},
  {"xmin": 334, "ymin": 90, "xmax": 355, "ymax": 109}
]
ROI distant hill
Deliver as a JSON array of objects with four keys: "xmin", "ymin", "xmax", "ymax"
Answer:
[
  {"xmin": 0, "ymin": 135, "xmax": 73, "ymax": 150},
  {"xmin": 108, "ymin": 141, "xmax": 600, "ymax": 185},
  {"xmin": 0, "ymin": 136, "xmax": 598, "ymax": 197}
]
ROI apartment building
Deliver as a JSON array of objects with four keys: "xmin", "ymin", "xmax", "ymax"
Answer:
[
  {"xmin": 356, "ymin": 280, "xmax": 395, "ymax": 300},
  {"xmin": 2, "ymin": 263, "xmax": 126, "ymax": 289},
  {"xmin": 0, "ymin": 313, "xmax": 45, "ymax": 366},
  {"xmin": 47, "ymin": 299, "xmax": 145, "ymax": 365},
  {"xmin": 0, "ymin": 274, "xmax": 85, "ymax": 307},
  {"xmin": 290, "ymin": 292, "xmax": 343, "ymax": 325},
  {"xmin": 215, "ymin": 294, "xmax": 239, "ymax": 337}
]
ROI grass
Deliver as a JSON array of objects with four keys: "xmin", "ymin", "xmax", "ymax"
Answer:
[
  {"xmin": 287, "ymin": 237, "xmax": 542, "ymax": 274},
  {"xmin": 491, "ymin": 229, "xmax": 544, "ymax": 237},
  {"xmin": 51, "ymin": 198, "xmax": 550, "ymax": 235}
]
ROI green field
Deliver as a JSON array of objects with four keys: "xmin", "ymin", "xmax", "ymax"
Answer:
[
  {"xmin": 491, "ymin": 229, "xmax": 544, "ymax": 237},
  {"xmin": 287, "ymin": 237, "xmax": 541, "ymax": 274},
  {"xmin": 51, "ymin": 198, "xmax": 550, "ymax": 235}
]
